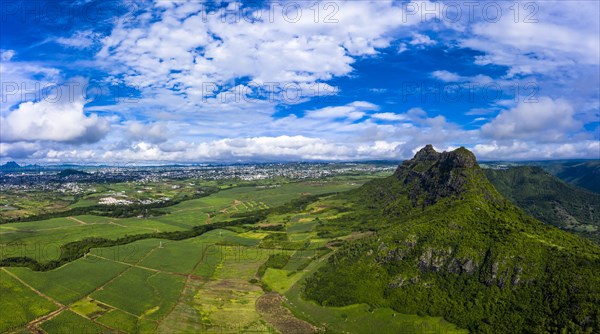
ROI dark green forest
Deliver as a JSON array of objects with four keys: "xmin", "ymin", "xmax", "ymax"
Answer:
[{"xmin": 485, "ymin": 166, "xmax": 600, "ymax": 243}]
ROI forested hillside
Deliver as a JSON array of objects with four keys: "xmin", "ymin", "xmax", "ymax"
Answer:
[
  {"xmin": 304, "ymin": 146, "xmax": 600, "ymax": 333},
  {"xmin": 484, "ymin": 166, "xmax": 600, "ymax": 243}
]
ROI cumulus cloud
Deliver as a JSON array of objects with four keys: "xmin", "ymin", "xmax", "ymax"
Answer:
[
  {"xmin": 460, "ymin": 2, "xmax": 599, "ymax": 77},
  {"xmin": 97, "ymin": 1, "xmax": 434, "ymax": 104},
  {"xmin": 409, "ymin": 33, "xmax": 436, "ymax": 47},
  {"xmin": 371, "ymin": 112, "xmax": 406, "ymax": 121},
  {"xmin": 480, "ymin": 97, "xmax": 582, "ymax": 142},
  {"xmin": 0, "ymin": 55, "xmax": 62, "ymax": 113},
  {"xmin": 100, "ymin": 135, "xmax": 408, "ymax": 162},
  {"xmin": 0, "ymin": 142, "xmax": 40, "ymax": 159},
  {"xmin": 101, "ymin": 136, "xmax": 353, "ymax": 161},
  {"xmin": 474, "ymin": 140, "xmax": 600, "ymax": 160},
  {"xmin": 127, "ymin": 122, "xmax": 169, "ymax": 144},
  {"xmin": 0, "ymin": 99, "xmax": 109, "ymax": 143}
]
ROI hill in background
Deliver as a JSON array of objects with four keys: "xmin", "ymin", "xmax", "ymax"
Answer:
[
  {"xmin": 551, "ymin": 161, "xmax": 600, "ymax": 194},
  {"xmin": 485, "ymin": 166, "xmax": 600, "ymax": 243},
  {"xmin": 57, "ymin": 169, "xmax": 91, "ymax": 178}
]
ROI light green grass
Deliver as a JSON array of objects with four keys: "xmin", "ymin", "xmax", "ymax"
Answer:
[
  {"xmin": 39, "ymin": 310, "xmax": 107, "ymax": 334},
  {"xmin": 8, "ymin": 257, "xmax": 128, "ymax": 304},
  {"xmin": 0, "ymin": 217, "xmax": 182, "ymax": 262},
  {"xmin": 91, "ymin": 268, "xmax": 185, "ymax": 320},
  {"xmin": 262, "ymin": 268, "xmax": 301, "ymax": 294},
  {"xmin": 70, "ymin": 297, "xmax": 110, "ymax": 319},
  {"xmin": 0, "ymin": 269, "xmax": 58, "ymax": 332},
  {"xmin": 96, "ymin": 309, "xmax": 140, "ymax": 333}
]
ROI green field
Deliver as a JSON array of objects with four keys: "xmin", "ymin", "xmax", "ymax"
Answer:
[
  {"xmin": 7, "ymin": 258, "xmax": 129, "ymax": 304},
  {"xmin": 0, "ymin": 177, "xmax": 469, "ymax": 333},
  {"xmin": 0, "ymin": 269, "xmax": 58, "ymax": 332}
]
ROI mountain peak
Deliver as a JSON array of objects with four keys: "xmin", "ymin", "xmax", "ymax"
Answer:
[
  {"xmin": 440, "ymin": 147, "xmax": 478, "ymax": 169},
  {"xmin": 393, "ymin": 145, "xmax": 490, "ymax": 206},
  {"xmin": 0, "ymin": 161, "xmax": 21, "ymax": 171},
  {"xmin": 399, "ymin": 145, "xmax": 478, "ymax": 172},
  {"xmin": 2, "ymin": 161, "xmax": 20, "ymax": 168},
  {"xmin": 413, "ymin": 144, "xmax": 439, "ymax": 161}
]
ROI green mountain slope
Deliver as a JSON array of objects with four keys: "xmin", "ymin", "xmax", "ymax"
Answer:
[
  {"xmin": 484, "ymin": 166, "xmax": 600, "ymax": 243},
  {"xmin": 304, "ymin": 145, "xmax": 600, "ymax": 333},
  {"xmin": 552, "ymin": 161, "xmax": 600, "ymax": 194}
]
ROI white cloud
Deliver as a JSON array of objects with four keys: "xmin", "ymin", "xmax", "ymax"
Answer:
[
  {"xmin": 127, "ymin": 122, "xmax": 169, "ymax": 144},
  {"xmin": 0, "ymin": 142, "xmax": 40, "ymax": 159},
  {"xmin": 0, "ymin": 99, "xmax": 109, "ymax": 143},
  {"xmin": 481, "ymin": 97, "xmax": 582, "ymax": 142},
  {"xmin": 409, "ymin": 33, "xmax": 435, "ymax": 47},
  {"xmin": 0, "ymin": 57, "xmax": 62, "ymax": 113},
  {"xmin": 97, "ymin": 1, "xmax": 434, "ymax": 105},
  {"xmin": 474, "ymin": 140, "xmax": 600, "ymax": 160},
  {"xmin": 102, "ymin": 136, "xmax": 354, "ymax": 161},
  {"xmin": 371, "ymin": 112, "xmax": 406, "ymax": 121},
  {"xmin": 397, "ymin": 43, "xmax": 408, "ymax": 54},
  {"xmin": 305, "ymin": 101, "xmax": 377, "ymax": 120},
  {"xmin": 431, "ymin": 70, "xmax": 493, "ymax": 84},
  {"xmin": 56, "ymin": 30, "xmax": 101, "ymax": 49},
  {"xmin": 460, "ymin": 2, "xmax": 600, "ymax": 77},
  {"xmin": 1, "ymin": 49, "xmax": 15, "ymax": 61},
  {"xmin": 431, "ymin": 70, "xmax": 461, "ymax": 82}
]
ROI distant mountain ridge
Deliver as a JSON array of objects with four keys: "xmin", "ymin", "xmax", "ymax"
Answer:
[
  {"xmin": 304, "ymin": 145, "xmax": 600, "ymax": 333},
  {"xmin": 483, "ymin": 160, "xmax": 600, "ymax": 194},
  {"xmin": 0, "ymin": 161, "xmax": 21, "ymax": 172},
  {"xmin": 485, "ymin": 166, "xmax": 600, "ymax": 243},
  {"xmin": 552, "ymin": 161, "xmax": 600, "ymax": 194}
]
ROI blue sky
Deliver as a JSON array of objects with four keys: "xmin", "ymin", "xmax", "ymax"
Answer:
[{"xmin": 1, "ymin": 0, "xmax": 599, "ymax": 163}]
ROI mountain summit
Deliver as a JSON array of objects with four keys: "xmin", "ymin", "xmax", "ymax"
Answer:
[
  {"xmin": 305, "ymin": 145, "xmax": 600, "ymax": 333},
  {"xmin": 403, "ymin": 144, "xmax": 477, "ymax": 168},
  {"xmin": 394, "ymin": 145, "xmax": 490, "ymax": 206}
]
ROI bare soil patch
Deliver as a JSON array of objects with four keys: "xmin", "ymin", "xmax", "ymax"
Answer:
[{"xmin": 256, "ymin": 292, "xmax": 318, "ymax": 334}]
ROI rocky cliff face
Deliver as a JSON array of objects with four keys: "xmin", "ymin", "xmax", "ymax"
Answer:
[{"xmin": 393, "ymin": 145, "xmax": 491, "ymax": 206}]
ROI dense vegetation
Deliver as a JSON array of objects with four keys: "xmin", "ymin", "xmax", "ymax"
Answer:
[
  {"xmin": 304, "ymin": 146, "xmax": 600, "ymax": 333},
  {"xmin": 257, "ymin": 254, "xmax": 291, "ymax": 277},
  {"xmin": 485, "ymin": 166, "xmax": 600, "ymax": 243},
  {"xmin": 535, "ymin": 160, "xmax": 600, "ymax": 194}
]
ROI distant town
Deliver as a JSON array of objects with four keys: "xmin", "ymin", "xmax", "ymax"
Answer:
[{"xmin": 0, "ymin": 162, "xmax": 397, "ymax": 195}]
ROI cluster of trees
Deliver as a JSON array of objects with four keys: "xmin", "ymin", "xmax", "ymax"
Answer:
[{"xmin": 257, "ymin": 253, "xmax": 291, "ymax": 277}]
